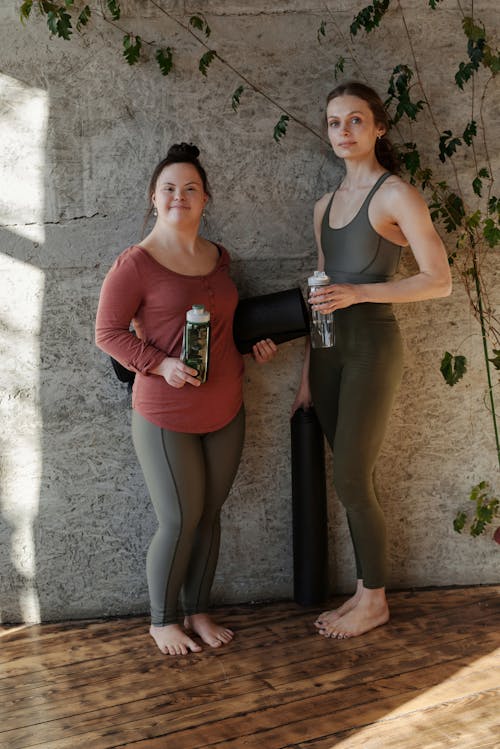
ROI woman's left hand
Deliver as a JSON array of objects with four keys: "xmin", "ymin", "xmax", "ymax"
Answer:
[
  {"xmin": 309, "ymin": 283, "xmax": 360, "ymax": 312},
  {"xmin": 251, "ymin": 338, "xmax": 278, "ymax": 364}
]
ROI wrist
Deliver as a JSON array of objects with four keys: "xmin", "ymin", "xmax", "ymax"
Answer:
[{"xmin": 355, "ymin": 284, "xmax": 368, "ymax": 303}]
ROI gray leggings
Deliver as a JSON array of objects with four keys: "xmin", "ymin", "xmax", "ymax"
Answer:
[
  {"xmin": 132, "ymin": 407, "xmax": 245, "ymax": 626},
  {"xmin": 310, "ymin": 303, "xmax": 404, "ymax": 589}
]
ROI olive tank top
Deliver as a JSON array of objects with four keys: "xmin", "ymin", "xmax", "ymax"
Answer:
[{"xmin": 320, "ymin": 172, "xmax": 401, "ymax": 284}]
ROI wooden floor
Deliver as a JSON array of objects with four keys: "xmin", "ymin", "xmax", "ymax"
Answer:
[{"xmin": 0, "ymin": 586, "xmax": 499, "ymax": 749}]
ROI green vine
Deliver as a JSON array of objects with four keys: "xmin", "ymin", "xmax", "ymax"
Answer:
[
  {"xmin": 19, "ymin": 0, "xmax": 500, "ymax": 527},
  {"xmin": 454, "ymin": 481, "xmax": 500, "ymax": 541}
]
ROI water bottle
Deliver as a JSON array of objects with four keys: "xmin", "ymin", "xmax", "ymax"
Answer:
[
  {"xmin": 307, "ymin": 271, "xmax": 335, "ymax": 348},
  {"xmin": 181, "ymin": 304, "xmax": 210, "ymax": 383}
]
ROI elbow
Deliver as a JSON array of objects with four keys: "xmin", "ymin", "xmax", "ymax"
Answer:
[{"xmin": 436, "ymin": 276, "xmax": 452, "ymax": 298}]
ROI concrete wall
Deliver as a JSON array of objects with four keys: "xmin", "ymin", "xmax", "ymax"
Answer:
[{"xmin": 1, "ymin": 0, "xmax": 498, "ymax": 623}]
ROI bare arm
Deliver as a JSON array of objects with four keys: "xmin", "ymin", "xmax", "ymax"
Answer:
[
  {"xmin": 291, "ymin": 195, "xmax": 331, "ymax": 415},
  {"xmin": 310, "ymin": 181, "xmax": 452, "ymax": 312}
]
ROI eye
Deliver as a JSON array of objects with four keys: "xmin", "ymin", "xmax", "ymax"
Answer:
[
  {"xmin": 328, "ymin": 121, "xmax": 340, "ymax": 128},
  {"xmin": 351, "ymin": 117, "xmax": 361, "ymax": 125}
]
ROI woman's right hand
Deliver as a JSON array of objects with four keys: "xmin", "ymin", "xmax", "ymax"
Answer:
[
  {"xmin": 291, "ymin": 381, "xmax": 312, "ymax": 417},
  {"xmin": 154, "ymin": 357, "xmax": 201, "ymax": 388}
]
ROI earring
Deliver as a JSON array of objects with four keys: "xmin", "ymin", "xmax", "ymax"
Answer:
[{"xmin": 153, "ymin": 208, "xmax": 158, "ymax": 216}]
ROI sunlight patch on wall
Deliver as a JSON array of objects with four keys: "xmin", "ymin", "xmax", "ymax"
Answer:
[
  {"xmin": 0, "ymin": 73, "xmax": 48, "ymax": 243},
  {"xmin": 0, "ymin": 253, "xmax": 45, "ymax": 623}
]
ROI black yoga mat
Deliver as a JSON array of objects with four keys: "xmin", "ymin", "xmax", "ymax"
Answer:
[
  {"xmin": 290, "ymin": 407, "xmax": 328, "ymax": 606},
  {"xmin": 233, "ymin": 287, "xmax": 309, "ymax": 354}
]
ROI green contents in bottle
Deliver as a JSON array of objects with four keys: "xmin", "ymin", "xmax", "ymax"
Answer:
[{"xmin": 181, "ymin": 304, "xmax": 210, "ymax": 383}]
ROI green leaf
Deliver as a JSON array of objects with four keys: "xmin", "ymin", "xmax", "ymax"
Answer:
[
  {"xmin": 488, "ymin": 350, "xmax": 500, "ymax": 370},
  {"xmin": 386, "ymin": 65, "xmax": 424, "ymax": 124},
  {"xmin": 273, "ymin": 114, "xmax": 289, "ymax": 143},
  {"xmin": 20, "ymin": 0, "xmax": 33, "ymax": 22},
  {"xmin": 334, "ymin": 56, "xmax": 345, "ymax": 80},
  {"xmin": 462, "ymin": 120, "xmax": 477, "ymax": 146},
  {"xmin": 156, "ymin": 47, "xmax": 173, "ymax": 76},
  {"xmin": 453, "ymin": 511, "xmax": 467, "ymax": 533},
  {"xmin": 440, "ymin": 351, "xmax": 467, "ymax": 386},
  {"xmin": 46, "ymin": 8, "xmax": 73, "ymax": 40},
  {"xmin": 472, "ymin": 177, "xmax": 483, "ymax": 197},
  {"xmin": 466, "ymin": 210, "xmax": 481, "ymax": 228},
  {"xmin": 231, "ymin": 84, "xmax": 244, "ymax": 112},
  {"xmin": 190, "ymin": 14, "xmax": 211, "ymax": 38},
  {"xmin": 399, "ymin": 142, "xmax": 420, "ymax": 177},
  {"xmin": 438, "ymin": 130, "xmax": 462, "ymax": 163},
  {"xmin": 199, "ymin": 50, "xmax": 216, "ymax": 76},
  {"xmin": 123, "ymin": 34, "xmax": 142, "ymax": 65},
  {"xmin": 428, "ymin": 0, "xmax": 444, "ymax": 7},
  {"xmin": 462, "ymin": 17, "xmax": 485, "ymax": 43},
  {"xmin": 317, "ymin": 20, "xmax": 326, "ymax": 43},
  {"xmin": 478, "ymin": 167, "xmax": 489, "ymax": 179},
  {"xmin": 106, "ymin": 0, "xmax": 121, "ymax": 21},
  {"xmin": 77, "ymin": 5, "xmax": 91, "ymax": 31},
  {"xmin": 350, "ymin": 1, "xmax": 390, "ymax": 36},
  {"xmin": 483, "ymin": 218, "xmax": 500, "ymax": 248},
  {"xmin": 488, "ymin": 197, "xmax": 499, "ymax": 216}
]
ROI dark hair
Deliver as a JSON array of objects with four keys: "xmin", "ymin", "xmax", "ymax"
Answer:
[
  {"xmin": 143, "ymin": 143, "xmax": 211, "ymax": 232},
  {"xmin": 325, "ymin": 81, "xmax": 399, "ymax": 173}
]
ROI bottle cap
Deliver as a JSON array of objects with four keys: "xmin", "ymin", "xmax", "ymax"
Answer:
[
  {"xmin": 308, "ymin": 270, "xmax": 330, "ymax": 286},
  {"xmin": 186, "ymin": 304, "xmax": 210, "ymax": 323}
]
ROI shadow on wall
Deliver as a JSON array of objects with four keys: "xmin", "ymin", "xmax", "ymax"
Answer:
[{"xmin": 0, "ymin": 64, "xmax": 155, "ymax": 624}]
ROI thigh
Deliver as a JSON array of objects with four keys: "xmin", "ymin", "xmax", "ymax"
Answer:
[
  {"xmin": 334, "ymin": 322, "xmax": 404, "ymax": 471},
  {"xmin": 310, "ymin": 347, "xmax": 342, "ymax": 449},
  {"xmin": 132, "ymin": 411, "xmax": 206, "ymax": 525},
  {"xmin": 202, "ymin": 407, "xmax": 245, "ymax": 510}
]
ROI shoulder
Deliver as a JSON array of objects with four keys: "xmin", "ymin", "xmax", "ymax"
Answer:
[
  {"xmin": 377, "ymin": 175, "xmax": 429, "ymax": 217},
  {"xmin": 379, "ymin": 174, "xmax": 425, "ymax": 204},
  {"xmin": 214, "ymin": 242, "xmax": 231, "ymax": 265},
  {"xmin": 314, "ymin": 191, "xmax": 333, "ymax": 220},
  {"xmin": 106, "ymin": 245, "xmax": 145, "ymax": 279}
]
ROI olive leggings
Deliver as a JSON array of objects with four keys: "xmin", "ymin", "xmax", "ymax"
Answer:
[
  {"xmin": 132, "ymin": 407, "xmax": 245, "ymax": 626},
  {"xmin": 310, "ymin": 303, "xmax": 404, "ymax": 589}
]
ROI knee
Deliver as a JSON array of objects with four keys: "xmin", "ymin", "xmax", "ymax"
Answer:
[{"xmin": 332, "ymin": 461, "xmax": 372, "ymax": 509}]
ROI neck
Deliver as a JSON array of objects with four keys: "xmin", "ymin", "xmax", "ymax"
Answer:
[
  {"xmin": 341, "ymin": 157, "xmax": 386, "ymax": 189},
  {"xmin": 145, "ymin": 223, "xmax": 201, "ymax": 255}
]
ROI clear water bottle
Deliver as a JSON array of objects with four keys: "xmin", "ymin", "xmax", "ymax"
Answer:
[
  {"xmin": 181, "ymin": 304, "xmax": 210, "ymax": 383},
  {"xmin": 308, "ymin": 271, "xmax": 335, "ymax": 348}
]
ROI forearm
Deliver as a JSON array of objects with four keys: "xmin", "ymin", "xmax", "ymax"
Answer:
[
  {"xmin": 300, "ymin": 337, "xmax": 311, "ymax": 385},
  {"xmin": 355, "ymin": 270, "xmax": 452, "ymax": 304},
  {"xmin": 95, "ymin": 325, "xmax": 166, "ymax": 374}
]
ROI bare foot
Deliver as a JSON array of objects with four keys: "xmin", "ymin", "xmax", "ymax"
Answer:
[
  {"xmin": 149, "ymin": 623, "xmax": 202, "ymax": 656},
  {"xmin": 317, "ymin": 592, "xmax": 389, "ymax": 639},
  {"xmin": 314, "ymin": 583, "xmax": 364, "ymax": 630},
  {"xmin": 184, "ymin": 613, "xmax": 234, "ymax": 648}
]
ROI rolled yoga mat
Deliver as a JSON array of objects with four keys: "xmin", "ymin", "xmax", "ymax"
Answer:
[
  {"xmin": 233, "ymin": 287, "xmax": 309, "ymax": 354},
  {"xmin": 290, "ymin": 406, "xmax": 328, "ymax": 606}
]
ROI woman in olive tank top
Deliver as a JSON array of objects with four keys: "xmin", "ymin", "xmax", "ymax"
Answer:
[{"xmin": 292, "ymin": 81, "xmax": 452, "ymax": 639}]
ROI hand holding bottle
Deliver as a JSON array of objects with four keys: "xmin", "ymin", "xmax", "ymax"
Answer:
[{"xmin": 154, "ymin": 357, "xmax": 201, "ymax": 388}]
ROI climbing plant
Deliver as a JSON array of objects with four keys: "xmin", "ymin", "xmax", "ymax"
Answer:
[
  {"xmin": 326, "ymin": 1, "xmax": 500, "ymax": 473},
  {"xmin": 19, "ymin": 1, "xmax": 500, "ymax": 532}
]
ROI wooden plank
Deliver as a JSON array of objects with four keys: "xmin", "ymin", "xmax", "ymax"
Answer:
[
  {"xmin": 3, "ymin": 635, "xmax": 497, "ymax": 749},
  {"xmin": 0, "ymin": 588, "xmax": 498, "ymax": 749}
]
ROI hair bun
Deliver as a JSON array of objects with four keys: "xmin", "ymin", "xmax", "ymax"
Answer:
[{"xmin": 167, "ymin": 142, "xmax": 200, "ymax": 160}]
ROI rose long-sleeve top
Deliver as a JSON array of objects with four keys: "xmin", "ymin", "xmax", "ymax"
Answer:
[{"xmin": 95, "ymin": 244, "xmax": 244, "ymax": 433}]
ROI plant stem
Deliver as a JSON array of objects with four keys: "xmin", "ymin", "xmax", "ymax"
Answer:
[{"xmin": 473, "ymin": 252, "xmax": 500, "ymax": 469}]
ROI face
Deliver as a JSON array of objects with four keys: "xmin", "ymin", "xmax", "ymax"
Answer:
[
  {"xmin": 326, "ymin": 94, "xmax": 385, "ymax": 161},
  {"xmin": 152, "ymin": 162, "xmax": 208, "ymax": 226}
]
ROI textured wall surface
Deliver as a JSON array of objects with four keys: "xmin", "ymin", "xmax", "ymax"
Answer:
[{"xmin": 1, "ymin": 1, "xmax": 498, "ymax": 623}]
